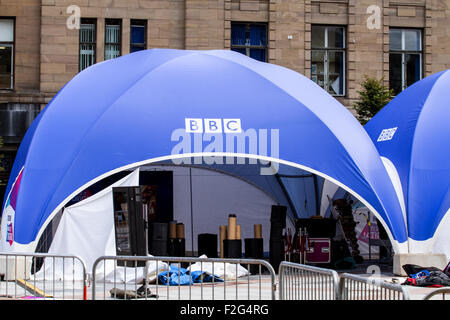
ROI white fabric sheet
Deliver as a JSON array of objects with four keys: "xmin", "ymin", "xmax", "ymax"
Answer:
[{"xmin": 34, "ymin": 169, "xmax": 140, "ymax": 281}]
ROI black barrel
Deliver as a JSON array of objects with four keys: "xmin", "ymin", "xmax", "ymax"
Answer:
[
  {"xmin": 150, "ymin": 222, "xmax": 169, "ymax": 240},
  {"xmin": 224, "ymin": 239, "xmax": 242, "ymax": 258},
  {"xmin": 245, "ymin": 238, "xmax": 264, "ymax": 274},
  {"xmin": 168, "ymin": 238, "xmax": 185, "ymax": 256},
  {"xmin": 198, "ymin": 233, "xmax": 218, "ymax": 258},
  {"xmin": 245, "ymin": 238, "xmax": 264, "ymax": 258},
  {"xmin": 168, "ymin": 238, "xmax": 177, "ymax": 256},
  {"xmin": 150, "ymin": 239, "xmax": 168, "ymax": 256},
  {"xmin": 269, "ymin": 239, "xmax": 285, "ymax": 273},
  {"xmin": 175, "ymin": 238, "xmax": 185, "ymax": 257}
]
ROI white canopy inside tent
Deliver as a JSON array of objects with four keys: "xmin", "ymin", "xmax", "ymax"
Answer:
[
  {"xmin": 319, "ymin": 180, "xmax": 340, "ymax": 217},
  {"xmin": 140, "ymin": 164, "xmax": 292, "ymax": 253}
]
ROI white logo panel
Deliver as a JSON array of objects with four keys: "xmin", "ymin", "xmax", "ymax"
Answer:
[{"xmin": 377, "ymin": 127, "xmax": 398, "ymax": 142}]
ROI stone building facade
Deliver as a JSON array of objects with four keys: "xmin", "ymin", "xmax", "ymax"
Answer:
[{"xmin": 0, "ymin": 0, "xmax": 450, "ymax": 201}]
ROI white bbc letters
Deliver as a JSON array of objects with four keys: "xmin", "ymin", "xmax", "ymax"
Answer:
[
  {"xmin": 185, "ymin": 118, "xmax": 242, "ymax": 134},
  {"xmin": 185, "ymin": 118, "xmax": 203, "ymax": 133},
  {"xmin": 224, "ymin": 119, "xmax": 242, "ymax": 133},
  {"xmin": 204, "ymin": 119, "xmax": 223, "ymax": 133}
]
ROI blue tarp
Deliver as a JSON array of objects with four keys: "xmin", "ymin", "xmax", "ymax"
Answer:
[
  {"xmin": 365, "ymin": 70, "xmax": 450, "ymax": 242},
  {"xmin": 1, "ymin": 49, "xmax": 407, "ymax": 251},
  {"xmin": 157, "ymin": 265, "xmax": 223, "ymax": 286}
]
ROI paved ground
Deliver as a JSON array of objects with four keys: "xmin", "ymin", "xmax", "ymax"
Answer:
[
  {"xmin": 0, "ymin": 261, "xmax": 447, "ymax": 300},
  {"xmin": 0, "ymin": 274, "xmax": 446, "ymax": 301}
]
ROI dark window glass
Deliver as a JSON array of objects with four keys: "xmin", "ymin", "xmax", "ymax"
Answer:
[
  {"xmin": 389, "ymin": 29, "xmax": 402, "ymax": 51},
  {"xmin": 0, "ymin": 103, "xmax": 40, "ymax": 143},
  {"xmin": 311, "ymin": 26, "xmax": 326, "ymax": 48},
  {"xmin": 327, "ymin": 27, "xmax": 344, "ymax": 49},
  {"xmin": 231, "ymin": 23, "xmax": 267, "ymax": 62},
  {"xmin": 311, "ymin": 25, "xmax": 346, "ymax": 96},
  {"xmin": 389, "ymin": 53, "xmax": 403, "ymax": 95},
  {"xmin": 79, "ymin": 19, "xmax": 96, "ymax": 71},
  {"xmin": 130, "ymin": 20, "xmax": 147, "ymax": 53},
  {"xmin": 105, "ymin": 19, "xmax": 121, "ymax": 60},
  {"xmin": 406, "ymin": 54, "xmax": 421, "ymax": 87},
  {"xmin": 0, "ymin": 19, "xmax": 14, "ymax": 89},
  {"xmin": 389, "ymin": 29, "xmax": 422, "ymax": 94},
  {"xmin": 404, "ymin": 30, "xmax": 421, "ymax": 51}
]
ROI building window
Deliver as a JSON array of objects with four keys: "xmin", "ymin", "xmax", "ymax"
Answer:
[
  {"xmin": 231, "ymin": 23, "xmax": 267, "ymax": 62},
  {"xmin": 0, "ymin": 103, "xmax": 40, "ymax": 207},
  {"xmin": 105, "ymin": 19, "xmax": 121, "ymax": 60},
  {"xmin": 0, "ymin": 103, "xmax": 40, "ymax": 144},
  {"xmin": 389, "ymin": 29, "xmax": 422, "ymax": 95},
  {"xmin": 0, "ymin": 19, "xmax": 14, "ymax": 89},
  {"xmin": 79, "ymin": 19, "xmax": 96, "ymax": 71},
  {"xmin": 130, "ymin": 20, "xmax": 147, "ymax": 53},
  {"xmin": 311, "ymin": 26, "xmax": 346, "ymax": 96}
]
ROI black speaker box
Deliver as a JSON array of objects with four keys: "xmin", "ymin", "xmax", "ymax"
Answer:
[
  {"xmin": 198, "ymin": 233, "xmax": 218, "ymax": 258},
  {"xmin": 224, "ymin": 239, "xmax": 242, "ymax": 258},
  {"xmin": 270, "ymin": 205, "xmax": 287, "ymax": 227},
  {"xmin": 150, "ymin": 222, "xmax": 169, "ymax": 240},
  {"xmin": 245, "ymin": 238, "xmax": 264, "ymax": 274},
  {"xmin": 150, "ymin": 239, "xmax": 168, "ymax": 256},
  {"xmin": 269, "ymin": 239, "xmax": 285, "ymax": 273}
]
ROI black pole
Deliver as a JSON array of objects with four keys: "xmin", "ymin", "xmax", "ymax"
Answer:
[
  {"xmin": 189, "ymin": 168, "xmax": 194, "ymax": 256},
  {"xmin": 313, "ymin": 175, "xmax": 320, "ymax": 215}
]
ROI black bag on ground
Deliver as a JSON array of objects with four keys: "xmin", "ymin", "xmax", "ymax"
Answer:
[
  {"xmin": 403, "ymin": 271, "xmax": 450, "ymax": 287},
  {"xmin": 402, "ymin": 264, "xmax": 442, "ymax": 276},
  {"xmin": 415, "ymin": 271, "xmax": 450, "ymax": 287}
]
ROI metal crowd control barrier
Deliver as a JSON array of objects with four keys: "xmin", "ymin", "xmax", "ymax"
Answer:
[
  {"xmin": 339, "ymin": 273, "xmax": 409, "ymax": 300},
  {"xmin": 0, "ymin": 252, "xmax": 88, "ymax": 300},
  {"xmin": 278, "ymin": 262, "xmax": 340, "ymax": 300},
  {"xmin": 92, "ymin": 255, "xmax": 276, "ymax": 300},
  {"xmin": 423, "ymin": 288, "xmax": 450, "ymax": 300}
]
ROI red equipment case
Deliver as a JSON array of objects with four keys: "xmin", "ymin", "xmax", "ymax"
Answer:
[{"xmin": 305, "ymin": 238, "xmax": 331, "ymax": 264}]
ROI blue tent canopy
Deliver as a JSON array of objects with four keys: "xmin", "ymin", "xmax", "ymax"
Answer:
[
  {"xmin": 365, "ymin": 70, "xmax": 450, "ymax": 244},
  {"xmin": 2, "ymin": 49, "xmax": 407, "ymax": 252}
]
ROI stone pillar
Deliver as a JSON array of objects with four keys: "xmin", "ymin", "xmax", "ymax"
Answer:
[
  {"xmin": 268, "ymin": 0, "xmax": 306, "ymax": 74},
  {"xmin": 122, "ymin": 19, "xmax": 130, "ymax": 56},
  {"xmin": 347, "ymin": 0, "xmax": 385, "ymax": 111},
  {"xmin": 185, "ymin": 0, "xmax": 225, "ymax": 50},
  {"xmin": 96, "ymin": 18, "xmax": 105, "ymax": 62}
]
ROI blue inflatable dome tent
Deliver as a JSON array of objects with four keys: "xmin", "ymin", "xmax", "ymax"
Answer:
[
  {"xmin": 1, "ymin": 49, "xmax": 408, "ymax": 263},
  {"xmin": 365, "ymin": 70, "xmax": 450, "ymax": 259}
]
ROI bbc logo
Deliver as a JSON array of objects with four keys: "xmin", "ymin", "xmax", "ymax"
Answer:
[
  {"xmin": 185, "ymin": 118, "xmax": 243, "ymax": 134},
  {"xmin": 377, "ymin": 127, "xmax": 398, "ymax": 142}
]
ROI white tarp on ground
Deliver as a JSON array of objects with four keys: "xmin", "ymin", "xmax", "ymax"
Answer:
[
  {"xmin": 34, "ymin": 169, "xmax": 140, "ymax": 281},
  {"xmin": 98, "ymin": 259, "xmax": 169, "ymax": 284},
  {"xmin": 188, "ymin": 255, "xmax": 249, "ymax": 280}
]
